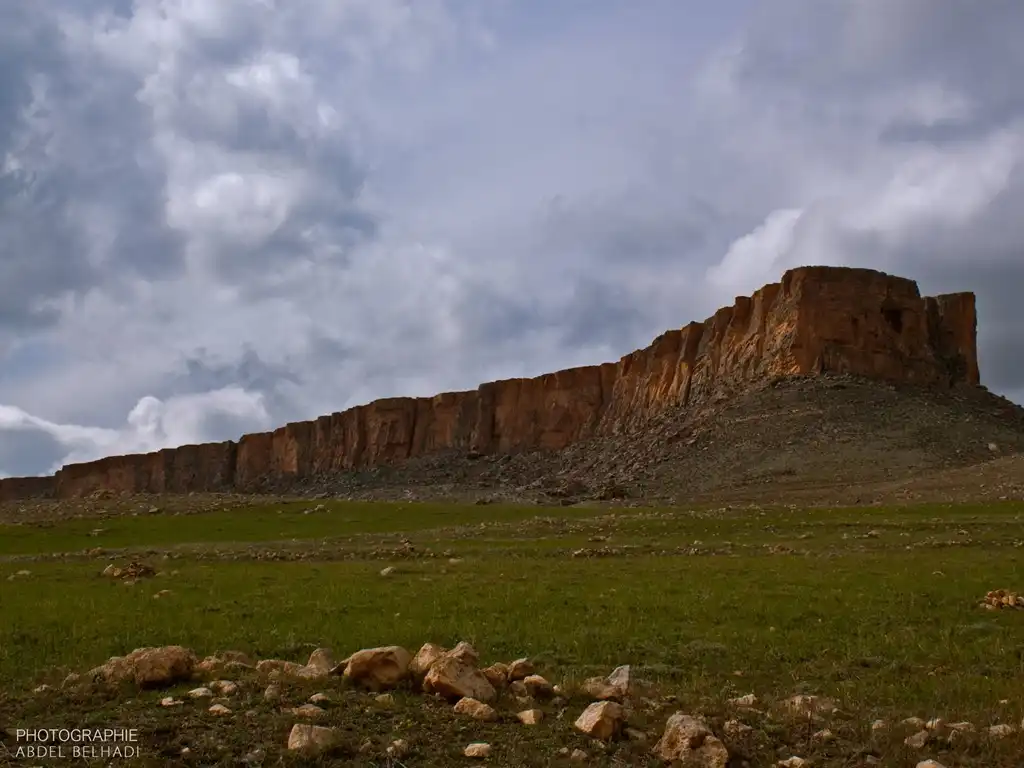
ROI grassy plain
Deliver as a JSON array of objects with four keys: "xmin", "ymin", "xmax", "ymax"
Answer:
[{"xmin": 1, "ymin": 499, "xmax": 1022, "ymax": 766}]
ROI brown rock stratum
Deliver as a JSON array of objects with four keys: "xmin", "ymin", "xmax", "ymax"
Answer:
[{"xmin": 0, "ymin": 267, "xmax": 990, "ymax": 501}]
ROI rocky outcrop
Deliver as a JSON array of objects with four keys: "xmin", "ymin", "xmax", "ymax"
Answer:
[{"xmin": 0, "ymin": 266, "xmax": 980, "ymax": 501}]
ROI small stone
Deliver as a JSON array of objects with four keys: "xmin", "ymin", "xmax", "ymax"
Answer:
[
  {"xmin": 784, "ymin": 694, "xmax": 836, "ymax": 717},
  {"xmin": 256, "ymin": 659, "xmax": 314, "ymax": 679},
  {"xmin": 423, "ymin": 647, "xmax": 496, "ymax": 702},
  {"xmin": 287, "ymin": 724, "xmax": 338, "ymax": 753},
  {"xmin": 522, "ymin": 674, "xmax": 554, "ymax": 698},
  {"xmin": 986, "ymin": 723, "xmax": 1016, "ymax": 739},
  {"xmin": 464, "ymin": 742, "xmax": 492, "ymax": 758},
  {"xmin": 654, "ymin": 713, "xmax": 729, "ymax": 767},
  {"xmin": 448, "ymin": 641, "xmax": 480, "ymax": 664},
  {"xmin": 88, "ymin": 644, "xmax": 197, "ymax": 687},
  {"xmin": 916, "ymin": 761, "xmax": 947, "ymax": 768},
  {"xmin": 870, "ymin": 719, "xmax": 887, "ymax": 731},
  {"xmin": 778, "ymin": 759, "xmax": 807, "ymax": 768},
  {"xmin": 812, "ymin": 728, "xmax": 834, "ymax": 742},
  {"xmin": 570, "ymin": 748, "xmax": 588, "ymax": 762},
  {"xmin": 482, "ymin": 663, "xmax": 509, "ymax": 690},
  {"xmin": 905, "ymin": 729, "xmax": 930, "ymax": 749},
  {"xmin": 263, "ymin": 684, "xmax": 281, "ymax": 701},
  {"xmin": 409, "ymin": 643, "xmax": 447, "ymax": 677},
  {"xmin": 507, "ymin": 658, "xmax": 535, "ymax": 681},
  {"xmin": 160, "ymin": 696, "xmax": 182, "ymax": 707},
  {"xmin": 208, "ymin": 703, "xmax": 231, "ymax": 715},
  {"xmin": 188, "ymin": 687, "xmax": 214, "ymax": 699},
  {"xmin": 724, "ymin": 720, "xmax": 752, "ymax": 737},
  {"xmin": 210, "ymin": 680, "xmax": 238, "ymax": 695},
  {"xmin": 290, "ymin": 704, "xmax": 325, "ymax": 718},
  {"xmin": 309, "ymin": 693, "xmax": 331, "ymax": 705},
  {"xmin": 241, "ymin": 748, "xmax": 266, "ymax": 764},
  {"xmin": 375, "ymin": 693, "xmax": 395, "ymax": 706},
  {"xmin": 517, "ymin": 709, "xmax": 543, "ymax": 725},
  {"xmin": 386, "ymin": 739, "xmax": 410, "ymax": 758},
  {"xmin": 380, "ymin": 566, "xmax": 395, "ymax": 576},
  {"xmin": 339, "ymin": 645, "xmax": 412, "ymax": 691},
  {"xmin": 575, "ymin": 701, "xmax": 625, "ymax": 741},
  {"xmin": 902, "ymin": 717, "xmax": 926, "ymax": 729},
  {"xmin": 306, "ymin": 648, "xmax": 335, "ymax": 674},
  {"xmin": 454, "ymin": 697, "xmax": 498, "ymax": 722},
  {"xmin": 728, "ymin": 693, "xmax": 758, "ymax": 707}
]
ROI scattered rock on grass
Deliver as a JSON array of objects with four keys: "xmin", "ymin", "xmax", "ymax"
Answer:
[
  {"xmin": 88, "ymin": 645, "xmax": 197, "ymax": 687},
  {"xmin": 464, "ymin": 742, "xmax": 492, "ymax": 758},
  {"xmin": 979, "ymin": 588, "xmax": 1024, "ymax": 610},
  {"xmin": 209, "ymin": 680, "xmax": 238, "ymax": 695},
  {"xmin": 453, "ymin": 697, "xmax": 498, "ymax": 722},
  {"xmin": 727, "ymin": 693, "xmax": 758, "ymax": 707},
  {"xmin": 306, "ymin": 647, "xmax": 335, "ymax": 674},
  {"xmin": 905, "ymin": 730, "xmax": 930, "ymax": 749},
  {"xmin": 521, "ymin": 674, "xmax": 554, "ymax": 699},
  {"xmin": 423, "ymin": 644, "xmax": 496, "ymax": 702},
  {"xmin": 289, "ymin": 704, "xmax": 326, "ymax": 718},
  {"xmin": 101, "ymin": 562, "xmax": 155, "ymax": 580},
  {"xmin": 410, "ymin": 642, "xmax": 447, "ymax": 678},
  {"xmin": 507, "ymin": 658, "xmax": 535, "ymax": 681},
  {"xmin": 783, "ymin": 694, "xmax": 836, "ymax": 717},
  {"xmin": 256, "ymin": 659, "xmax": 322, "ymax": 680},
  {"xmin": 575, "ymin": 701, "xmax": 625, "ymax": 741},
  {"xmin": 517, "ymin": 709, "xmax": 543, "ymax": 725},
  {"xmin": 287, "ymin": 724, "xmax": 338, "ymax": 753},
  {"xmin": 337, "ymin": 646, "xmax": 412, "ymax": 691},
  {"xmin": 986, "ymin": 723, "xmax": 1016, "ymax": 739},
  {"xmin": 482, "ymin": 663, "xmax": 509, "ymax": 690},
  {"xmin": 387, "ymin": 739, "xmax": 410, "ymax": 758},
  {"xmin": 653, "ymin": 713, "xmax": 729, "ymax": 767},
  {"xmin": 581, "ymin": 664, "xmax": 640, "ymax": 701}
]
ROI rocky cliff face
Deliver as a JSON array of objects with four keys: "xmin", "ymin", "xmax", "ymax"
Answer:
[{"xmin": 0, "ymin": 266, "xmax": 980, "ymax": 501}]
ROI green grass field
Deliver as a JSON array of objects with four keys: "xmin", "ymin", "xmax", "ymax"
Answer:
[{"xmin": 1, "ymin": 499, "xmax": 1023, "ymax": 766}]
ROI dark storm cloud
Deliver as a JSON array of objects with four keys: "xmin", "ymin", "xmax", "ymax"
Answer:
[
  {"xmin": 3, "ymin": 0, "xmax": 1024, "ymax": 478},
  {"xmin": 0, "ymin": 427, "xmax": 65, "ymax": 478},
  {"xmin": 714, "ymin": 0, "xmax": 1024, "ymax": 396},
  {"xmin": 0, "ymin": 3, "xmax": 186, "ymax": 335}
]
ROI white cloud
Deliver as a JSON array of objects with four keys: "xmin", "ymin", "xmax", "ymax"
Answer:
[
  {"xmin": 0, "ymin": 388, "xmax": 270, "ymax": 473},
  {"xmin": 708, "ymin": 209, "xmax": 804, "ymax": 293}
]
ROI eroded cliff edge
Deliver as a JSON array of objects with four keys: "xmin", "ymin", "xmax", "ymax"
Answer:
[{"xmin": 0, "ymin": 266, "xmax": 980, "ymax": 501}]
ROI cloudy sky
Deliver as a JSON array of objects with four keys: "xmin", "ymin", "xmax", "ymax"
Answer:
[{"xmin": 2, "ymin": 0, "xmax": 1023, "ymax": 478}]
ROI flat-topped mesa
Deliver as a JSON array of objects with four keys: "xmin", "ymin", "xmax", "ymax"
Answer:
[{"xmin": 0, "ymin": 266, "xmax": 979, "ymax": 501}]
